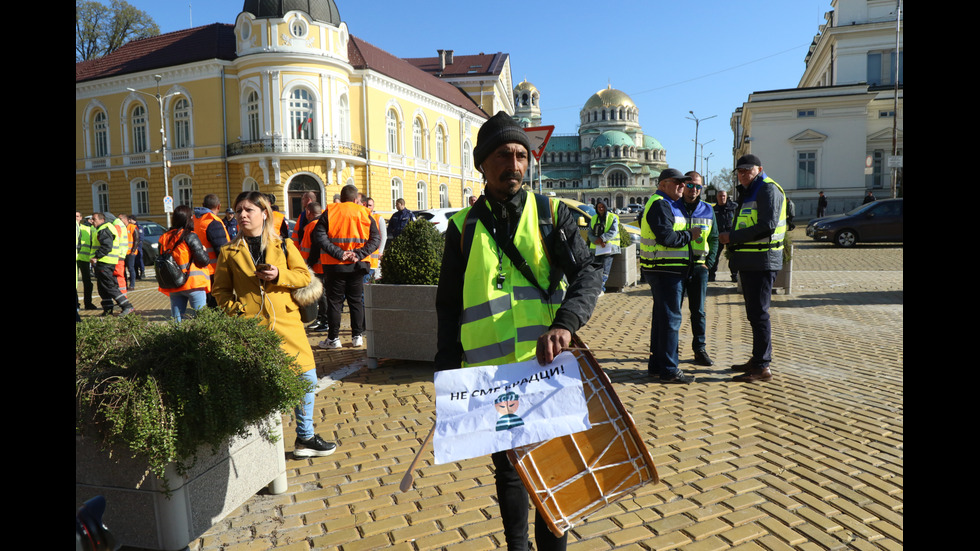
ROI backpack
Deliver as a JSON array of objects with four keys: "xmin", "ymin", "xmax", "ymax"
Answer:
[{"xmin": 155, "ymin": 230, "xmax": 189, "ymax": 289}]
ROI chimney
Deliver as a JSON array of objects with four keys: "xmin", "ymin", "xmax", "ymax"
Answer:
[
  {"xmin": 437, "ymin": 49, "xmax": 446, "ymax": 71},
  {"xmin": 446, "ymin": 50, "xmax": 454, "ymax": 65}
]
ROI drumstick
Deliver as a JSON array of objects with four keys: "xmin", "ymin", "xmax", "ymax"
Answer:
[{"xmin": 399, "ymin": 423, "xmax": 436, "ymax": 492}]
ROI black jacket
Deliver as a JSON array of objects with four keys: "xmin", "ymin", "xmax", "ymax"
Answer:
[{"xmin": 434, "ymin": 190, "xmax": 602, "ymax": 370}]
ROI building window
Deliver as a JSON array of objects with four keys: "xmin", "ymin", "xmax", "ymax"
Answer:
[
  {"xmin": 390, "ymin": 178, "xmax": 403, "ymax": 210},
  {"xmin": 879, "ymin": 110, "xmax": 895, "ymax": 118},
  {"xmin": 386, "ymin": 109, "xmax": 399, "ymax": 153},
  {"xmin": 174, "ymin": 176, "xmax": 193, "ymax": 207},
  {"xmin": 797, "ymin": 151, "xmax": 817, "ymax": 189},
  {"xmin": 436, "ymin": 126, "xmax": 445, "ymax": 164},
  {"xmin": 338, "ymin": 94, "xmax": 350, "ymax": 141},
  {"xmin": 132, "ymin": 179, "xmax": 150, "ymax": 215},
  {"xmin": 797, "ymin": 109, "xmax": 815, "ymax": 118},
  {"xmin": 413, "ymin": 118, "xmax": 424, "ymax": 159},
  {"xmin": 462, "ymin": 140, "xmax": 471, "ymax": 172},
  {"xmin": 289, "ymin": 88, "xmax": 314, "ymax": 139},
  {"xmin": 290, "ymin": 18, "xmax": 308, "ymax": 38},
  {"xmin": 131, "ymin": 105, "xmax": 148, "ymax": 153},
  {"xmin": 246, "ymin": 91, "xmax": 261, "ymax": 140},
  {"xmin": 94, "ymin": 111, "xmax": 109, "ymax": 158},
  {"xmin": 95, "ymin": 182, "xmax": 109, "ymax": 213},
  {"xmin": 439, "ymin": 184, "xmax": 449, "ymax": 208},
  {"xmin": 173, "ymin": 98, "xmax": 191, "ymax": 149},
  {"xmin": 867, "ymin": 50, "xmax": 903, "ymax": 86},
  {"xmin": 416, "ymin": 181, "xmax": 427, "ymax": 210}
]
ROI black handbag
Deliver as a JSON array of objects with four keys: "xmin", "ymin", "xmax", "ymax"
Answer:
[{"xmin": 155, "ymin": 230, "xmax": 188, "ymax": 289}]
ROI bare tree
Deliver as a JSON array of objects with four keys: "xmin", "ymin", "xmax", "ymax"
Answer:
[{"xmin": 76, "ymin": 0, "xmax": 159, "ymax": 62}]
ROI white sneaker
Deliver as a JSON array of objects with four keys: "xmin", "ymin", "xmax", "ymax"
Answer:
[
  {"xmin": 318, "ymin": 338, "xmax": 342, "ymax": 349},
  {"xmin": 352, "ymin": 335, "xmax": 364, "ymax": 347}
]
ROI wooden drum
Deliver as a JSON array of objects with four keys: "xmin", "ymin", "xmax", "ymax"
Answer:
[{"xmin": 507, "ymin": 338, "xmax": 659, "ymax": 537}]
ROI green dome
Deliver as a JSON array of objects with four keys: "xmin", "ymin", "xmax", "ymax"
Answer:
[
  {"xmin": 593, "ymin": 130, "xmax": 634, "ymax": 148},
  {"xmin": 583, "ymin": 85, "xmax": 636, "ymax": 110},
  {"xmin": 642, "ymin": 135, "xmax": 664, "ymax": 150}
]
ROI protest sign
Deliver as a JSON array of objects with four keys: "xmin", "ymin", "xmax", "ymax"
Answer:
[{"xmin": 433, "ymin": 351, "xmax": 590, "ymax": 464}]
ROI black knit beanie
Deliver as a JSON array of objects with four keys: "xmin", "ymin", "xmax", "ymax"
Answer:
[{"xmin": 473, "ymin": 111, "xmax": 531, "ymax": 170}]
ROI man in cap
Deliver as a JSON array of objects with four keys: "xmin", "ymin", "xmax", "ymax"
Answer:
[
  {"xmin": 719, "ymin": 154, "xmax": 787, "ymax": 382},
  {"xmin": 435, "ymin": 111, "xmax": 602, "ymax": 551},
  {"xmin": 639, "ymin": 168, "xmax": 701, "ymax": 384}
]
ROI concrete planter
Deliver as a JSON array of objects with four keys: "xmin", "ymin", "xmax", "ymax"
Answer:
[
  {"xmin": 75, "ymin": 415, "xmax": 288, "ymax": 551},
  {"xmin": 364, "ymin": 283, "xmax": 438, "ymax": 362},
  {"xmin": 604, "ymin": 244, "xmax": 638, "ymax": 291}
]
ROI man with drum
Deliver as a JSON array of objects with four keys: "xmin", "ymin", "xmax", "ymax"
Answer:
[{"xmin": 435, "ymin": 111, "xmax": 602, "ymax": 551}]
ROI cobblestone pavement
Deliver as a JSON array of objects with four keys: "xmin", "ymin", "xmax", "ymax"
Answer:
[{"xmin": 85, "ymin": 230, "xmax": 903, "ymax": 550}]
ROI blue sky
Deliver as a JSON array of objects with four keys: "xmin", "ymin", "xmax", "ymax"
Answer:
[{"xmin": 121, "ymin": 0, "xmax": 828, "ymax": 184}]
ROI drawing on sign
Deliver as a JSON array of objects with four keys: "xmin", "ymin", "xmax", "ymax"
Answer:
[{"xmin": 494, "ymin": 391, "xmax": 525, "ymax": 431}]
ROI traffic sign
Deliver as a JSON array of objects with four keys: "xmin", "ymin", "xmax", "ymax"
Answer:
[{"xmin": 523, "ymin": 126, "xmax": 555, "ymax": 161}]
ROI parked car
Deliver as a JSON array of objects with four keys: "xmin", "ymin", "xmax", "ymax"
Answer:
[
  {"xmin": 557, "ymin": 198, "xmax": 641, "ymax": 249},
  {"xmin": 626, "ymin": 203, "xmax": 644, "ymax": 213},
  {"xmin": 136, "ymin": 220, "xmax": 167, "ymax": 262},
  {"xmin": 806, "ymin": 198, "xmax": 903, "ymax": 247},
  {"xmin": 416, "ymin": 208, "xmax": 461, "ymax": 233}
]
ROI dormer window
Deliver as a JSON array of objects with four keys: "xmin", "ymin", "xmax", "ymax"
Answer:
[{"xmin": 290, "ymin": 19, "xmax": 308, "ymax": 38}]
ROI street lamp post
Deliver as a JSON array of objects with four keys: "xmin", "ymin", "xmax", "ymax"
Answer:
[
  {"xmin": 686, "ymin": 110, "xmax": 716, "ymax": 171},
  {"xmin": 127, "ymin": 74, "xmax": 180, "ymax": 228}
]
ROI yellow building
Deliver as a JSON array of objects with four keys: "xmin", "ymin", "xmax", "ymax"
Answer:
[{"xmin": 76, "ymin": 0, "xmax": 513, "ymax": 225}]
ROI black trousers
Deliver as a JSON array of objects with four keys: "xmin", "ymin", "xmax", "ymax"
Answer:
[
  {"xmin": 76, "ymin": 260, "xmax": 95, "ymax": 306},
  {"xmin": 492, "ymin": 451, "xmax": 567, "ymax": 551},
  {"xmin": 739, "ymin": 270, "xmax": 777, "ymax": 367},
  {"xmin": 326, "ymin": 269, "xmax": 366, "ymax": 340},
  {"xmin": 94, "ymin": 262, "xmax": 132, "ymax": 311}
]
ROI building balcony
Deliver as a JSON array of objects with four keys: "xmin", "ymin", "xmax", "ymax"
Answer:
[{"xmin": 227, "ymin": 138, "xmax": 366, "ymax": 159}]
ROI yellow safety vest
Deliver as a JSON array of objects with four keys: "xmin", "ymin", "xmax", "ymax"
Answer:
[
  {"xmin": 732, "ymin": 177, "xmax": 787, "ymax": 253},
  {"xmin": 95, "ymin": 222, "xmax": 120, "ymax": 265},
  {"xmin": 452, "ymin": 195, "xmax": 565, "ymax": 367},
  {"xmin": 639, "ymin": 194, "xmax": 688, "ymax": 270}
]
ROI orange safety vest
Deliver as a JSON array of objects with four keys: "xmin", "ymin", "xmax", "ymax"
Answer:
[
  {"xmin": 126, "ymin": 223, "xmax": 138, "ymax": 256},
  {"xmin": 194, "ymin": 210, "xmax": 230, "ymax": 275},
  {"xmin": 272, "ymin": 210, "xmax": 287, "ymax": 240},
  {"xmin": 319, "ymin": 202, "xmax": 373, "ymax": 267},
  {"xmin": 299, "ymin": 219, "xmax": 323, "ymax": 274},
  {"xmin": 157, "ymin": 229, "xmax": 211, "ymax": 295}
]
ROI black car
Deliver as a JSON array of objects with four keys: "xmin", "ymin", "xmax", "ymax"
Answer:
[
  {"xmin": 136, "ymin": 220, "xmax": 167, "ymax": 262},
  {"xmin": 806, "ymin": 198, "xmax": 903, "ymax": 247}
]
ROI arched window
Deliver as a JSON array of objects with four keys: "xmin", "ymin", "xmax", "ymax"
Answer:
[
  {"xmin": 413, "ymin": 118, "xmax": 424, "ymax": 159},
  {"xmin": 174, "ymin": 176, "xmax": 193, "ymax": 207},
  {"xmin": 390, "ymin": 178, "xmax": 403, "ymax": 210},
  {"xmin": 338, "ymin": 94, "xmax": 350, "ymax": 141},
  {"xmin": 132, "ymin": 179, "xmax": 150, "ymax": 215},
  {"xmin": 173, "ymin": 98, "xmax": 191, "ymax": 149},
  {"xmin": 94, "ymin": 182, "xmax": 109, "ymax": 213},
  {"xmin": 289, "ymin": 88, "xmax": 314, "ymax": 139},
  {"xmin": 435, "ymin": 125, "xmax": 445, "ymax": 164},
  {"xmin": 93, "ymin": 111, "xmax": 108, "ymax": 158},
  {"xmin": 243, "ymin": 177, "xmax": 259, "ymax": 192},
  {"xmin": 131, "ymin": 105, "xmax": 148, "ymax": 153},
  {"xmin": 439, "ymin": 184, "xmax": 449, "ymax": 208},
  {"xmin": 386, "ymin": 109, "xmax": 399, "ymax": 154},
  {"xmin": 416, "ymin": 181, "xmax": 427, "ymax": 210},
  {"xmin": 246, "ymin": 91, "xmax": 261, "ymax": 140},
  {"xmin": 462, "ymin": 140, "xmax": 472, "ymax": 172}
]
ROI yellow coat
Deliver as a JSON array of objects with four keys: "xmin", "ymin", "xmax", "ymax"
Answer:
[{"xmin": 212, "ymin": 238, "xmax": 315, "ymax": 375}]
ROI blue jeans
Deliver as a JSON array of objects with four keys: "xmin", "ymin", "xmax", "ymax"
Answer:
[
  {"xmin": 645, "ymin": 271, "xmax": 684, "ymax": 378},
  {"xmin": 683, "ymin": 266, "xmax": 708, "ymax": 351},
  {"xmin": 169, "ymin": 289, "xmax": 206, "ymax": 323},
  {"xmin": 295, "ymin": 368, "xmax": 318, "ymax": 440},
  {"xmin": 739, "ymin": 270, "xmax": 777, "ymax": 367},
  {"xmin": 598, "ymin": 254, "xmax": 613, "ymax": 292}
]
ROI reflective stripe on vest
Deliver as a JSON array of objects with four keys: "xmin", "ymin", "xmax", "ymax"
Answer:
[
  {"xmin": 194, "ymin": 211, "xmax": 230, "ymax": 275},
  {"xmin": 319, "ymin": 202, "xmax": 372, "ymax": 266},
  {"xmin": 157, "ymin": 229, "xmax": 211, "ymax": 294},
  {"xmin": 638, "ymin": 194, "xmax": 663, "ymax": 269},
  {"xmin": 95, "ymin": 222, "xmax": 120, "ymax": 264},
  {"xmin": 639, "ymin": 194, "xmax": 689, "ymax": 270},
  {"xmin": 451, "ymin": 195, "xmax": 565, "ymax": 367},
  {"xmin": 732, "ymin": 176, "xmax": 787, "ymax": 252},
  {"xmin": 685, "ymin": 200, "xmax": 714, "ymax": 264}
]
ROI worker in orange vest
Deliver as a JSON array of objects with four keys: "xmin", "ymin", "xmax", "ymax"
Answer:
[
  {"xmin": 299, "ymin": 201, "xmax": 330, "ymax": 333},
  {"xmin": 194, "ymin": 194, "xmax": 230, "ymax": 306},
  {"xmin": 312, "ymin": 184, "xmax": 379, "ymax": 349}
]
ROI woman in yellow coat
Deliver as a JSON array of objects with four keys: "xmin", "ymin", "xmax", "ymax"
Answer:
[{"xmin": 212, "ymin": 191, "xmax": 337, "ymax": 458}]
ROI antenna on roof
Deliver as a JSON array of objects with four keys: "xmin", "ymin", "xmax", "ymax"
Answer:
[{"xmin": 189, "ymin": 3, "xmax": 193, "ymax": 28}]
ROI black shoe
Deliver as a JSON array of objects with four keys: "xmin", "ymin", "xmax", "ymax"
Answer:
[
  {"xmin": 694, "ymin": 349, "xmax": 714, "ymax": 366},
  {"xmin": 294, "ymin": 435, "xmax": 337, "ymax": 458},
  {"xmin": 307, "ymin": 321, "xmax": 329, "ymax": 332},
  {"xmin": 84, "ymin": 303, "xmax": 98, "ymax": 311},
  {"xmin": 731, "ymin": 361, "xmax": 756, "ymax": 372},
  {"xmin": 660, "ymin": 371, "xmax": 695, "ymax": 384}
]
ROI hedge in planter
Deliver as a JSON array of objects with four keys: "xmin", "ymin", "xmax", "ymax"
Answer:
[
  {"xmin": 380, "ymin": 218, "xmax": 445, "ymax": 285},
  {"xmin": 76, "ymin": 309, "xmax": 310, "ymax": 492}
]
